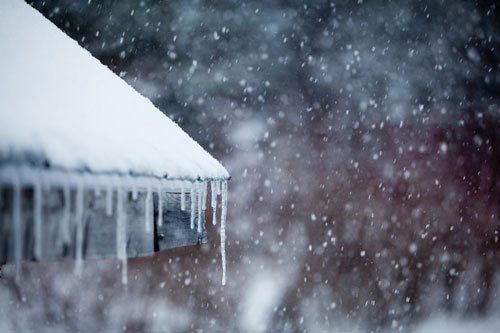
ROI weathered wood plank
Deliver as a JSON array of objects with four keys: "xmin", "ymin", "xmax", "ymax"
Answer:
[
  {"xmin": 156, "ymin": 192, "xmax": 207, "ymax": 251},
  {"xmin": 83, "ymin": 191, "xmax": 155, "ymax": 259}
]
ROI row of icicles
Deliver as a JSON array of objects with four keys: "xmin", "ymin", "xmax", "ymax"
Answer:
[{"xmin": 5, "ymin": 174, "xmax": 228, "ymax": 286}]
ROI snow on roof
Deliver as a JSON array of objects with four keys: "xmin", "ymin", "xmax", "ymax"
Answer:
[{"xmin": 0, "ymin": 0, "xmax": 229, "ymax": 181}]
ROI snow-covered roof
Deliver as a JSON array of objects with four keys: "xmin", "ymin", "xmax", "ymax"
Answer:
[{"xmin": 0, "ymin": 0, "xmax": 229, "ymax": 181}]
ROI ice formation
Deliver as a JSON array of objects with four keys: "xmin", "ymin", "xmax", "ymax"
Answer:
[
  {"xmin": 61, "ymin": 184, "xmax": 71, "ymax": 245},
  {"xmin": 180, "ymin": 185, "xmax": 186, "ymax": 211},
  {"xmin": 145, "ymin": 185, "xmax": 152, "ymax": 233},
  {"xmin": 220, "ymin": 181, "xmax": 228, "ymax": 285},
  {"xmin": 197, "ymin": 183, "xmax": 203, "ymax": 234},
  {"xmin": 211, "ymin": 181, "xmax": 218, "ymax": 225},
  {"xmin": 116, "ymin": 187, "xmax": 127, "ymax": 284},
  {"xmin": 190, "ymin": 185, "xmax": 195, "ymax": 230},
  {"xmin": 157, "ymin": 186, "xmax": 163, "ymax": 227},
  {"xmin": 131, "ymin": 178, "xmax": 138, "ymax": 200},
  {"xmin": 12, "ymin": 175, "xmax": 21, "ymax": 281},
  {"xmin": 74, "ymin": 183, "xmax": 84, "ymax": 275},
  {"xmin": 33, "ymin": 179, "xmax": 43, "ymax": 260},
  {"xmin": 0, "ymin": 167, "xmax": 230, "ymax": 285}
]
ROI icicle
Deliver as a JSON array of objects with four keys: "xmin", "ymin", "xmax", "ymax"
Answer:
[
  {"xmin": 74, "ymin": 184, "xmax": 84, "ymax": 275},
  {"xmin": 157, "ymin": 186, "xmax": 163, "ymax": 227},
  {"xmin": 131, "ymin": 179, "xmax": 138, "ymax": 200},
  {"xmin": 201, "ymin": 182, "xmax": 208, "ymax": 232},
  {"xmin": 61, "ymin": 184, "xmax": 71, "ymax": 244},
  {"xmin": 33, "ymin": 179, "xmax": 43, "ymax": 260},
  {"xmin": 211, "ymin": 181, "xmax": 218, "ymax": 225},
  {"xmin": 180, "ymin": 184, "xmax": 186, "ymax": 211},
  {"xmin": 93, "ymin": 186, "xmax": 100, "ymax": 197},
  {"xmin": 12, "ymin": 176, "xmax": 22, "ymax": 281},
  {"xmin": 145, "ymin": 184, "xmax": 151, "ymax": 233},
  {"xmin": 197, "ymin": 182, "xmax": 203, "ymax": 234},
  {"xmin": 201, "ymin": 182, "xmax": 207, "ymax": 211},
  {"xmin": 220, "ymin": 181, "xmax": 228, "ymax": 285},
  {"xmin": 190, "ymin": 183, "xmax": 195, "ymax": 229},
  {"xmin": 216, "ymin": 180, "xmax": 222, "ymax": 196},
  {"xmin": 106, "ymin": 184, "xmax": 113, "ymax": 216},
  {"xmin": 116, "ymin": 187, "xmax": 128, "ymax": 284}
]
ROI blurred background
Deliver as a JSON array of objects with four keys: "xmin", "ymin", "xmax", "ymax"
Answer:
[{"xmin": 1, "ymin": 0, "xmax": 499, "ymax": 332}]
